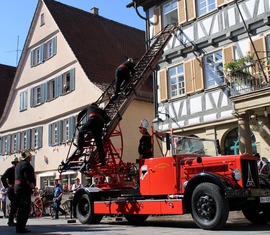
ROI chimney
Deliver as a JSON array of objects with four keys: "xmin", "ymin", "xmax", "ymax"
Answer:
[{"xmin": 91, "ymin": 7, "xmax": 99, "ymax": 15}]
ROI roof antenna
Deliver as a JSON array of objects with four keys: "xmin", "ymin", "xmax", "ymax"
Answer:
[{"xmin": 16, "ymin": 36, "xmax": 20, "ymax": 66}]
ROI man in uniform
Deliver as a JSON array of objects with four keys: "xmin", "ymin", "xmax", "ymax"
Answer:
[
  {"xmin": 14, "ymin": 150, "xmax": 35, "ymax": 233},
  {"xmin": 111, "ymin": 58, "xmax": 135, "ymax": 101},
  {"xmin": 138, "ymin": 119, "xmax": 153, "ymax": 159},
  {"xmin": 1, "ymin": 156, "xmax": 19, "ymax": 226},
  {"xmin": 75, "ymin": 103, "xmax": 111, "ymax": 166}
]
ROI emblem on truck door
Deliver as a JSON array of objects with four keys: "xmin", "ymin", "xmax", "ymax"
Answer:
[{"xmin": 140, "ymin": 165, "xmax": 148, "ymax": 180}]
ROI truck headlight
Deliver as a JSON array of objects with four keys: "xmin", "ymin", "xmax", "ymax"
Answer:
[{"xmin": 232, "ymin": 169, "xmax": 241, "ymax": 181}]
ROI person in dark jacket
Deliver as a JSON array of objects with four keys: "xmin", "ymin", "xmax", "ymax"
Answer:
[
  {"xmin": 111, "ymin": 58, "xmax": 135, "ymax": 101},
  {"xmin": 75, "ymin": 103, "xmax": 111, "ymax": 165},
  {"xmin": 1, "ymin": 156, "xmax": 19, "ymax": 226},
  {"xmin": 14, "ymin": 150, "xmax": 35, "ymax": 233},
  {"xmin": 138, "ymin": 119, "xmax": 153, "ymax": 159}
]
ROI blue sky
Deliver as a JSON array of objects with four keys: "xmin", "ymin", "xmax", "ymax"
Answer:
[{"xmin": 0, "ymin": 0, "xmax": 145, "ymax": 67}]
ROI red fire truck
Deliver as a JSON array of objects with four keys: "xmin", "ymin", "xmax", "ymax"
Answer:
[{"xmin": 58, "ymin": 25, "xmax": 270, "ymax": 230}]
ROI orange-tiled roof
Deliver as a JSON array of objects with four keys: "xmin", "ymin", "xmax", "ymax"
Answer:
[
  {"xmin": 0, "ymin": 64, "xmax": 16, "ymax": 117},
  {"xmin": 44, "ymin": 0, "xmax": 149, "ymax": 91}
]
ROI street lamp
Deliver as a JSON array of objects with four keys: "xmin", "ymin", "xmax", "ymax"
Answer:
[{"xmin": 152, "ymin": 116, "xmax": 164, "ymax": 131}]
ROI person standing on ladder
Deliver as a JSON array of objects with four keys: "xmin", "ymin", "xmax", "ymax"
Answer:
[
  {"xmin": 111, "ymin": 58, "xmax": 135, "ymax": 101},
  {"xmin": 75, "ymin": 103, "xmax": 111, "ymax": 166}
]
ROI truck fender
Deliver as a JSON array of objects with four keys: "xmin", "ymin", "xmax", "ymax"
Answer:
[{"xmin": 183, "ymin": 172, "xmax": 228, "ymax": 213}]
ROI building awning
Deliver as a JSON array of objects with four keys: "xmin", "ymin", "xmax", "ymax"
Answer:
[{"xmin": 60, "ymin": 171, "xmax": 77, "ymax": 176}]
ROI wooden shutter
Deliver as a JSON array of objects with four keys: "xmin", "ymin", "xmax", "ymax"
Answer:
[
  {"xmin": 223, "ymin": 45, "xmax": 235, "ymax": 82},
  {"xmin": 217, "ymin": 0, "xmax": 225, "ymax": 7},
  {"xmin": 187, "ymin": 0, "xmax": 196, "ymax": 22},
  {"xmin": 57, "ymin": 75, "xmax": 63, "ymax": 96},
  {"xmin": 193, "ymin": 58, "xmax": 204, "ymax": 91},
  {"xmin": 154, "ymin": 7, "xmax": 162, "ymax": 35},
  {"xmin": 250, "ymin": 37, "xmax": 267, "ymax": 78},
  {"xmin": 223, "ymin": 45, "xmax": 234, "ymax": 64},
  {"xmin": 178, "ymin": 0, "xmax": 187, "ymax": 24},
  {"xmin": 250, "ymin": 37, "xmax": 266, "ymax": 60},
  {"xmin": 30, "ymin": 50, "xmax": 34, "ymax": 67},
  {"xmin": 159, "ymin": 69, "xmax": 168, "ymax": 102},
  {"xmin": 184, "ymin": 60, "xmax": 194, "ymax": 94}
]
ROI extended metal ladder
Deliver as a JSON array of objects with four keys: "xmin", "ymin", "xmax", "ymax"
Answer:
[
  {"xmin": 97, "ymin": 24, "xmax": 176, "ymax": 139},
  {"xmin": 59, "ymin": 24, "xmax": 176, "ymax": 173}
]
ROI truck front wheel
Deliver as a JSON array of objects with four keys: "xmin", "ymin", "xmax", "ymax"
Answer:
[
  {"xmin": 76, "ymin": 194, "xmax": 103, "ymax": 224},
  {"xmin": 191, "ymin": 182, "xmax": 229, "ymax": 230}
]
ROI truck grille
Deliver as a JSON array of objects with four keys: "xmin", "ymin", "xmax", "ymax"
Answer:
[{"xmin": 241, "ymin": 159, "xmax": 258, "ymax": 188}]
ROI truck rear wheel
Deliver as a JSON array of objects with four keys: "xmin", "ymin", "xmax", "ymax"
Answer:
[
  {"xmin": 242, "ymin": 203, "xmax": 270, "ymax": 224},
  {"xmin": 124, "ymin": 214, "xmax": 149, "ymax": 224},
  {"xmin": 191, "ymin": 182, "xmax": 229, "ymax": 230},
  {"xmin": 76, "ymin": 194, "xmax": 103, "ymax": 224}
]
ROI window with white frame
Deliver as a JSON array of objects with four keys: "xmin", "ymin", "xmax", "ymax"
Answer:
[
  {"xmin": 19, "ymin": 90, "xmax": 27, "ymax": 111},
  {"xmin": 196, "ymin": 0, "xmax": 216, "ymax": 17},
  {"xmin": 30, "ymin": 84, "xmax": 46, "ymax": 107},
  {"xmin": 11, "ymin": 133, "xmax": 20, "ymax": 153},
  {"xmin": 204, "ymin": 50, "xmax": 224, "ymax": 88},
  {"xmin": 48, "ymin": 121, "xmax": 63, "ymax": 146},
  {"xmin": 47, "ymin": 78, "xmax": 57, "ymax": 101},
  {"xmin": 62, "ymin": 116, "xmax": 75, "ymax": 143},
  {"xmin": 31, "ymin": 127, "xmax": 42, "ymax": 149},
  {"xmin": 169, "ymin": 64, "xmax": 185, "ymax": 98},
  {"xmin": 20, "ymin": 130, "xmax": 31, "ymax": 151},
  {"xmin": 163, "ymin": 0, "xmax": 178, "ymax": 27},
  {"xmin": 30, "ymin": 36, "xmax": 57, "ymax": 67}
]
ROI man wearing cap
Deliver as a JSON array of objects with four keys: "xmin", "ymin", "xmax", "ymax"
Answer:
[
  {"xmin": 75, "ymin": 103, "xmax": 111, "ymax": 166},
  {"xmin": 111, "ymin": 58, "xmax": 136, "ymax": 101},
  {"xmin": 138, "ymin": 119, "xmax": 153, "ymax": 159},
  {"xmin": 1, "ymin": 156, "xmax": 19, "ymax": 226},
  {"xmin": 14, "ymin": 150, "xmax": 35, "ymax": 233}
]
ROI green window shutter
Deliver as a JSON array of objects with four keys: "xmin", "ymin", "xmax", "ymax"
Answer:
[
  {"xmin": 58, "ymin": 75, "xmax": 63, "ymax": 96},
  {"xmin": 70, "ymin": 68, "xmax": 75, "ymax": 91},
  {"xmin": 0, "ymin": 136, "xmax": 2, "ymax": 155},
  {"xmin": 26, "ymin": 129, "xmax": 31, "ymax": 150},
  {"xmin": 57, "ymin": 120, "xmax": 63, "ymax": 145},
  {"xmin": 30, "ymin": 50, "xmax": 34, "ymax": 67},
  {"xmin": 48, "ymin": 124, "xmax": 52, "ymax": 147},
  {"xmin": 52, "ymin": 36, "xmax": 57, "ymax": 55},
  {"xmin": 68, "ymin": 116, "xmax": 75, "ymax": 141},
  {"xmin": 38, "ymin": 127, "xmax": 43, "ymax": 148},
  {"xmin": 16, "ymin": 132, "xmax": 21, "ymax": 152},
  {"xmin": 30, "ymin": 88, "xmax": 34, "ymax": 107},
  {"xmin": 40, "ymin": 83, "xmax": 46, "ymax": 104}
]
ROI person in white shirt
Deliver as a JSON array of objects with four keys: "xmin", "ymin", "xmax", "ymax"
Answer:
[{"xmin": 71, "ymin": 178, "xmax": 83, "ymax": 193}]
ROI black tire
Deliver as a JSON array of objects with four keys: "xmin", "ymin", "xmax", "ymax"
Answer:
[
  {"xmin": 242, "ymin": 202, "xmax": 270, "ymax": 224},
  {"xmin": 76, "ymin": 194, "xmax": 103, "ymax": 224},
  {"xmin": 124, "ymin": 214, "xmax": 149, "ymax": 224},
  {"xmin": 191, "ymin": 182, "xmax": 229, "ymax": 230}
]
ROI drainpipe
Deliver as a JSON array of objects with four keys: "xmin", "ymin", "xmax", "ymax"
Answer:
[{"xmin": 126, "ymin": 1, "xmax": 158, "ymax": 117}]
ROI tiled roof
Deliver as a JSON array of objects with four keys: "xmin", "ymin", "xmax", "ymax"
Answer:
[
  {"xmin": 0, "ymin": 64, "xmax": 16, "ymax": 118},
  {"xmin": 44, "ymin": 0, "xmax": 152, "ymax": 94}
]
